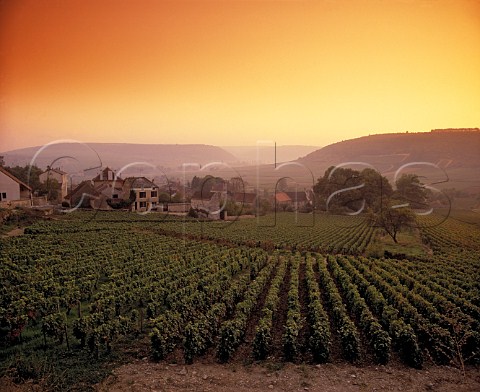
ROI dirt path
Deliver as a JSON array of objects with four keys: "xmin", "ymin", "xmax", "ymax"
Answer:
[
  {"xmin": 1, "ymin": 227, "xmax": 24, "ymax": 238},
  {"xmin": 96, "ymin": 360, "xmax": 480, "ymax": 392}
]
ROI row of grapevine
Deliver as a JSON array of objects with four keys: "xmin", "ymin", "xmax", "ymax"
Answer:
[
  {"xmin": 282, "ymin": 256, "xmax": 302, "ymax": 360},
  {"xmin": 362, "ymin": 257, "xmax": 480, "ymax": 363},
  {"xmin": 375, "ymin": 258, "xmax": 480, "ymax": 323},
  {"xmin": 183, "ymin": 268, "xmax": 255, "ymax": 363},
  {"xmin": 316, "ymin": 256, "xmax": 360, "ymax": 362},
  {"xmin": 253, "ymin": 256, "xmax": 288, "ymax": 360},
  {"xmin": 2, "ymin": 210, "xmax": 480, "ymax": 375},
  {"xmin": 151, "ymin": 253, "xmax": 269, "ymax": 360},
  {"xmin": 216, "ymin": 258, "xmax": 278, "ymax": 361},
  {"xmin": 345, "ymin": 257, "xmax": 455, "ymax": 364},
  {"xmin": 327, "ymin": 256, "xmax": 391, "ymax": 364},
  {"xmin": 304, "ymin": 255, "xmax": 330, "ymax": 362},
  {"xmin": 336, "ymin": 256, "xmax": 423, "ymax": 368}
]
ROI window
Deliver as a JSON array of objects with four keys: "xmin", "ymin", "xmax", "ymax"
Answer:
[
  {"xmin": 1, "ymin": 192, "xmax": 6, "ymax": 200},
  {"xmin": 139, "ymin": 191, "xmax": 146, "ymax": 198},
  {"xmin": 151, "ymin": 191, "xmax": 157, "ymax": 198},
  {"xmin": 140, "ymin": 201, "xmax": 147, "ymax": 208},
  {"xmin": 112, "ymin": 194, "xmax": 118, "ymax": 199}
]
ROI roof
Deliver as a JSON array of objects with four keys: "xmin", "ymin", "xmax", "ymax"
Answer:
[
  {"xmin": 64, "ymin": 180, "xmax": 100, "ymax": 200},
  {"xmin": 284, "ymin": 191, "xmax": 308, "ymax": 203},
  {"xmin": 275, "ymin": 192, "xmax": 292, "ymax": 203},
  {"xmin": 92, "ymin": 167, "xmax": 123, "ymax": 182},
  {"xmin": 0, "ymin": 167, "xmax": 32, "ymax": 191},
  {"xmin": 45, "ymin": 167, "xmax": 67, "ymax": 175},
  {"xmin": 123, "ymin": 176, "xmax": 157, "ymax": 189},
  {"xmin": 95, "ymin": 183, "xmax": 125, "ymax": 195}
]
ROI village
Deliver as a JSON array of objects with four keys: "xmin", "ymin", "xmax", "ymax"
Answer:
[{"xmin": 0, "ymin": 163, "xmax": 314, "ymax": 219}]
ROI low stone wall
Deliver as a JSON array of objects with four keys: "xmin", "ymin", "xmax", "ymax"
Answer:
[
  {"xmin": 32, "ymin": 196, "xmax": 48, "ymax": 206},
  {"xmin": 0, "ymin": 199, "xmax": 32, "ymax": 209},
  {"xmin": 166, "ymin": 203, "xmax": 190, "ymax": 213}
]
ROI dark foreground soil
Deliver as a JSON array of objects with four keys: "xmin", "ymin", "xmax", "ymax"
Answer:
[
  {"xmin": 1, "ymin": 360, "xmax": 479, "ymax": 391},
  {"xmin": 94, "ymin": 360, "xmax": 479, "ymax": 392}
]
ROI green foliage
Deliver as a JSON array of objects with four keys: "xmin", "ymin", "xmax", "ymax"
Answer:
[
  {"xmin": 369, "ymin": 201, "xmax": 416, "ymax": 243},
  {"xmin": 364, "ymin": 240, "xmax": 384, "ymax": 258},
  {"xmin": 42, "ymin": 312, "xmax": 66, "ymax": 344},
  {"xmin": 1, "ymin": 208, "xmax": 479, "ymax": 389},
  {"xmin": 317, "ymin": 256, "xmax": 360, "ymax": 362},
  {"xmin": 395, "ymin": 174, "xmax": 429, "ymax": 209},
  {"xmin": 106, "ymin": 190, "xmax": 136, "ymax": 209},
  {"xmin": 282, "ymin": 256, "xmax": 301, "ymax": 361},
  {"xmin": 72, "ymin": 318, "xmax": 89, "ymax": 347},
  {"xmin": 253, "ymin": 257, "xmax": 287, "ymax": 360},
  {"xmin": 217, "ymin": 320, "xmax": 243, "ymax": 362},
  {"xmin": 329, "ymin": 256, "xmax": 391, "ymax": 364},
  {"xmin": 158, "ymin": 192, "xmax": 171, "ymax": 203},
  {"xmin": 305, "ymin": 256, "xmax": 330, "ymax": 362},
  {"xmin": 183, "ymin": 322, "xmax": 206, "ymax": 364},
  {"xmin": 191, "ymin": 175, "xmax": 224, "ymax": 193},
  {"xmin": 187, "ymin": 207, "xmax": 199, "ymax": 218},
  {"xmin": 217, "ymin": 259, "xmax": 276, "ymax": 362},
  {"xmin": 253, "ymin": 317, "xmax": 272, "ymax": 360},
  {"xmin": 314, "ymin": 166, "xmax": 392, "ymax": 213},
  {"xmin": 37, "ymin": 178, "xmax": 60, "ymax": 201},
  {"xmin": 3, "ymin": 165, "xmax": 43, "ymax": 191}
]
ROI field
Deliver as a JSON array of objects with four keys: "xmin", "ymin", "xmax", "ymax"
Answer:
[{"xmin": 1, "ymin": 210, "xmax": 479, "ymax": 390}]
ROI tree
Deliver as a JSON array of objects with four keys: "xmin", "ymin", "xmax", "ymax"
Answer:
[
  {"xmin": 314, "ymin": 166, "xmax": 362, "ymax": 212},
  {"xmin": 171, "ymin": 192, "xmax": 184, "ymax": 203},
  {"xmin": 38, "ymin": 178, "xmax": 60, "ymax": 201},
  {"xmin": 369, "ymin": 200, "xmax": 415, "ymax": 243},
  {"xmin": 314, "ymin": 166, "xmax": 391, "ymax": 213},
  {"xmin": 158, "ymin": 192, "xmax": 171, "ymax": 203},
  {"xmin": 3, "ymin": 165, "xmax": 43, "ymax": 191},
  {"xmin": 276, "ymin": 178, "xmax": 289, "ymax": 192},
  {"xmin": 255, "ymin": 198, "xmax": 272, "ymax": 216},
  {"xmin": 222, "ymin": 199, "xmax": 242, "ymax": 216},
  {"xmin": 361, "ymin": 168, "xmax": 393, "ymax": 209},
  {"xmin": 394, "ymin": 174, "xmax": 428, "ymax": 209},
  {"xmin": 187, "ymin": 207, "xmax": 198, "ymax": 218},
  {"xmin": 191, "ymin": 175, "xmax": 224, "ymax": 193}
]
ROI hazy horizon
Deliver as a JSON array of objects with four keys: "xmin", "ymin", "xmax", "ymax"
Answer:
[{"xmin": 4, "ymin": 128, "xmax": 479, "ymax": 153}]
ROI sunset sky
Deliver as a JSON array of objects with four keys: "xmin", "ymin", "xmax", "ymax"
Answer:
[{"xmin": 1, "ymin": 0, "xmax": 479, "ymax": 151}]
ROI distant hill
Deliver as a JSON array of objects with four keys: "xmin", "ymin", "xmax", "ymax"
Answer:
[
  {"xmin": 300, "ymin": 130, "xmax": 480, "ymax": 171},
  {"xmin": 222, "ymin": 145, "xmax": 320, "ymax": 165},
  {"xmin": 1, "ymin": 143, "xmax": 238, "ymax": 175},
  {"xmin": 298, "ymin": 130, "xmax": 480, "ymax": 194}
]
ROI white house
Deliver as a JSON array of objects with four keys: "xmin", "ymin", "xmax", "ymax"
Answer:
[
  {"xmin": 123, "ymin": 177, "xmax": 159, "ymax": 212},
  {"xmin": 0, "ymin": 167, "xmax": 32, "ymax": 208}
]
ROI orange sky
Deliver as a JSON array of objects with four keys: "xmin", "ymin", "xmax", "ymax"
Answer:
[{"xmin": 1, "ymin": 0, "xmax": 479, "ymax": 151}]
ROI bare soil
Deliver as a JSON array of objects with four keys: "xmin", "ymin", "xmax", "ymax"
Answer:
[
  {"xmin": 94, "ymin": 360, "xmax": 480, "ymax": 392},
  {"xmin": 1, "ymin": 227, "xmax": 24, "ymax": 237}
]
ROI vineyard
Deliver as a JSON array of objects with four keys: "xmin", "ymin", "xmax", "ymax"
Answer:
[{"xmin": 1, "ymin": 210, "xmax": 480, "ymax": 390}]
